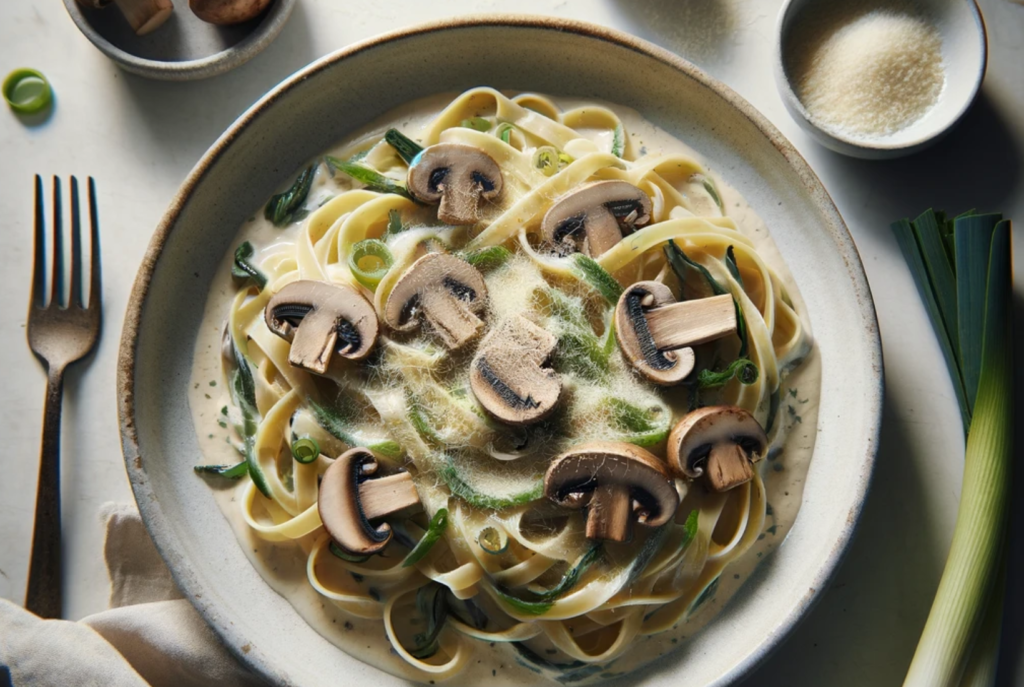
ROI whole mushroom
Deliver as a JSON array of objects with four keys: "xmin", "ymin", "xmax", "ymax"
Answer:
[
  {"xmin": 667, "ymin": 406, "xmax": 768, "ymax": 492},
  {"xmin": 383, "ymin": 253, "xmax": 489, "ymax": 350},
  {"xmin": 615, "ymin": 281, "xmax": 736, "ymax": 385},
  {"xmin": 264, "ymin": 280, "xmax": 379, "ymax": 375},
  {"xmin": 75, "ymin": 0, "xmax": 173, "ymax": 35},
  {"xmin": 407, "ymin": 143, "xmax": 503, "ymax": 225},
  {"xmin": 189, "ymin": 0, "xmax": 272, "ymax": 25},
  {"xmin": 544, "ymin": 441, "xmax": 679, "ymax": 542},
  {"xmin": 541, "ymin": 181, "xmax": 652, "ymax": 257},
  {"xmin": 318, "ymin": 448, "xmax": 422, "ymax": 557}
]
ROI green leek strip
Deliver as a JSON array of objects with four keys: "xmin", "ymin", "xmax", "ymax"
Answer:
[
  {"xmin": 461, "ymin": 245, "xmax": 512, "ymax": 271},
  {"xmin": 265, "ymin": 163, "xmax": 315, "ymax": 227},
  {"xmin": 604, "ymin": 398, "xmax": 670, "ymax": 447},
  {"xmin": 309, "ymin": 401, "xmax": 403, "ymax": 459},
  {"xmin": 665, "ymin": 240, "xmax": 749, "ymax": 358},
  {"xmin": 624, "ymin": 527, "xmax": 669, "ymax": 587},
  {"xmin": 231, "ymin": 241, "xmax": 268, "ymax": 290},
  {"xmin": 496, "ymin": 122, "xmax": 515, "ymax": 144},
  {"xmin": 193, "ymin": 461, "xmax": 249, "ymax": 478},
  {"xmin": 329, "ymin": 541, "xmax": 371, "ymax": 563},
  {"xmin": 347, "ymin": 239, "xmax": 394, "ymax": 290},
  {"xmin": 403, "ymin": 509, "xmax": 449, "ymax": 568},
  {"xmin": 409, "ymin": 584, "xmax": 449, "ymax": 659},
  {"xmin": 898, "ymin": 215, "xmax": 1012, "ymax": 687},
  {"xmin": 384, "ymin": 128, "xmax": 423, "ymax": 164},
  {"xmin": 496, "ymin": 546, "xmax": 602, "ymax": 615},
  {"xmin": 765, "ymin": 388, "xmax": 781, "ymax": 434},
  {"xmin": 696, "ymin": 358, "xmax": 759, "ymax": 389},
  {"xmin": 680, "ymin": 510, "xmax": 699, "ymax": 550},
  {"xmin": 229, "ymin": 344, "xmax": 271, "ymax": 497},
  {"xmin": 461, "ymin": 117, "xmax": 491, "ymax": 132},
  {"xmin": 325, "ymin": 155, "xmax": 414, "ymax": 200},
  {"xmin": 572, "ymin": 254, "xmax": 623, "ymax": 305},
  {"xmin": 725, "ymin": 245, "xmax": 743, "ymax": 287},
  {"xmin": 440, "ymin": 459, "xmax": 543, "ymax": 510},
  {"xmin": 702, "ymin": 176, "xmax": 723, "ymax": 211},
  {"xmin": 611, "ymin": 124, "xmax": 625, "ymax": 158},
  {"xmin": 384, "ymin": 209, "xmax": 406, "ymax": 238}
]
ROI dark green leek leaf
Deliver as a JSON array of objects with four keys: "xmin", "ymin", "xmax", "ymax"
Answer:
[
  {"xmin": 702, "ymin": 176, "xmax": 723, "ymax": 211},
  {"xmin": 572, "ymin": 254, "xmax": 623, "ymax": 304},
  {"xmin": 409, "ymin": 583, "xmax": 449, "ymax": 659},
  {"xmin": 384, "ymin": 128, "xmax": 424, "ymax": 164},
  {"xmin": 310, "ymin": 401, "xmax": 402, "ymax": 458},
  {"xmin": 193, "ymin": 461, "xmax": 248, "ymax": 478},
  {"xmin": 231, "ymin": 241, "xmax": 268, "ymax": 290},
  {"xmin": 496, "ymin": 546, "xmax": 602, "ymax": 614},
  {"xmin": 326, "ymin": 155, "xmax": 414, "ymax": 200},
  {"xmin": 725, "ymin": 245, "xmax": 743, "ymax": 287},
  {"xmin": 403, "ymin": 509, "xmax": 449, "ymax": 567},
  {"xmin": 912, "ymin": 210, "xmax": 961, "ymax": 364},
  {"xmin": 265, "ymin": 163, "xmax": 316, "ymax": 227}
]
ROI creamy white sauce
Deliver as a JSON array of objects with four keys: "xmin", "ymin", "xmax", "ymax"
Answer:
[{"xmin": 188, "ymin": 93, "xmax": 821, "ymax": 685}]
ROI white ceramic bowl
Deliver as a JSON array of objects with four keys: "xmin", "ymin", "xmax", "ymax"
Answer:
[
  {"xmin": 118, "ymin": 16, "xmax": 882, "ymax": 686},
  {"xmin": 775, "ymin": 0, "xmax": 987, "ymax": 159},
  {"xmin": 62, "ymin": 0, "xmax": 295, "ymax": 81}
]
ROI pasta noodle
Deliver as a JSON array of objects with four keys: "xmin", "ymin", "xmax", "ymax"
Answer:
[{"xmin": 193, "ymin": 88, "xmax": 815, "ymax": 684}]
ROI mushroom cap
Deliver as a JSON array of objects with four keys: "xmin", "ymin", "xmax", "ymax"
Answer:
[
  {"xmin": 264, "ymin": 280, "xmax": 379, "ymax": 374},
  {"xmin": 615, "ymin": 281, "xmax": 694, "ymax": 386},
  {"xmin": 667, "ymin": 405, "xmax": 768, "ymax": 480},
  {"xmin": 318, "ymin": 448, "xmax": 395, "ymax": 556},
  {"xmin": 189, "ymin": 0, "xmax": 271, "ymax": 25},
  {"xmin": 544, "ymin": 441, "xmax": 678, "ymax": 528},
  {"xmin": 541, "ymin": 180, "xmax": 652, "ymax": 257},
  {"xmin": 407, "ymin": 143, "xmax": 503, "ymax": 225},
  {"xmin": 470, "ymin": 315, "xmax": 561, "ymax": 426},
  {"xmin": 382, "ymin": 253, "xmax": 488, "ymax": 347}
]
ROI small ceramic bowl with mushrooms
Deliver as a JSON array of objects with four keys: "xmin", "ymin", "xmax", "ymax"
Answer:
[{"xmin": 62, "ymin": 0, "xmax": 296, "ymax": 80}]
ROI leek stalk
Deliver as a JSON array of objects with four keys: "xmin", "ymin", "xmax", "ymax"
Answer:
[{"xmin": 893, "ymin": 211, "xmax": 1013, "ymax": 687}]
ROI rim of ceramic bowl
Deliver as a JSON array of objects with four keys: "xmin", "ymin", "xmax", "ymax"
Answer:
[
  {"xmin": 773, "ymin": 0, "xmax": 988, "ymax": 155},
  {"xmin": 117, "ymin": 14, "xmax": 883, "ymax": 686},
  {"xmin": 61, "ymin": 0, "xmax": 296, "ymax": 81}
]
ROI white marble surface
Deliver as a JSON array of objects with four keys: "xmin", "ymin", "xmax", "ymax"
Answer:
[{"xmin": 1, "ymin": 0, "xmax": 1022, "ymax": 684}]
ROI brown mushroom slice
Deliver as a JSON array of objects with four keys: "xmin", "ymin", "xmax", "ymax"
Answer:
[
  {"xmin": 383, "ymin": 253, "xmax": 488, "ymax": 350},
  {"xmin": 318, "ymin": 448, "xmax": 422, "ymax": 556},
  {"xmin": 544, "ymin": 441, "xmax": 678, "ymax": 542},
  {"xmin": 470, "ymin": 315, "xmax": 561, "ymax": 426},
  {"xmin": 264, "ymin": 280, "xmax": 379, "ymax": 375},
  {"xmin": 75, "ymin": 0, "xmax": 173, "ymax": 35},
  {"xmin": 189, "ymin": 0, "xmax": 271, "ymax": 24},
  {"xmin": 615, "ymin": 281, "xmax": 736, "ymax": 386},
  {"xmin": 407, "ymin": 143, "xmax": 503, "ymax": 225},
  {"xmin": 667, "ymin": 406, "xmax": 768, "ymax": 492},
  {"xmin": 540, "ymin": 181, "xmax": 652, "ymax": 257}
]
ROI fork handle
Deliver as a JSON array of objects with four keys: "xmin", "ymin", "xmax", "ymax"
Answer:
[{"xmin": 25, "ymin": 365, "xmax": 65, "ymax": 619}]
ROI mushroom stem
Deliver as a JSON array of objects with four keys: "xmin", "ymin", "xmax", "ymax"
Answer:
[
  {"xmin": 644, "ymin": 294, "xmax": 736, "ymax": 351},
  {"xmin": 114, "ymin": 0, "xmax": 173, "ymax": 35},
  {"xmin": 706, "ymin": 444, "xmax": 755, "ymax": 492},
  {"xmin": 421, "ymin": 289, "xmax": 485, "ymax": 349},
  {"xmin": 437, "ymin": 185, "xmax": 483, "ymax": 226},
  {"xmin": 585, "ymin": 482, "xmax": 632, "ymax": 542},
  {"xmin": 359, "ymin": 472, "xmax": 421, "ymax": 521}
]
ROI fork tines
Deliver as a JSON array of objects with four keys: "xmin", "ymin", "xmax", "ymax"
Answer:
[{"xmin": 32, "ymin": 176, "xmax": 100, "ymax": 311}]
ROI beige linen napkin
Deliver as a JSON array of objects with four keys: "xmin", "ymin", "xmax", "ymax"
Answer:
[{"xmin": 0, "ymin": 503, "xmax": 264, "ymax": 687}]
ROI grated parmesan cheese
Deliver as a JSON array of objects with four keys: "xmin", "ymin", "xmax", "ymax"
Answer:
[{"xmin": 787, "ymin": 6, "xmax": 945, "ymax": 137}]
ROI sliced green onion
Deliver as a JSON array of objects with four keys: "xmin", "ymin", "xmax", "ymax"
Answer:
[
  {"xmin": 403, "ymin": 509, "xmax": 449, "ymax": 567},
  {"xmin": 461, "ymin": 245, "xmax": 512, "ymax": 271},
  {"xmin": 2, "ymin": 68, "xmax": 52, "ymax": 115},
  {"xmin": 290, "ymin": 437, "xmax": 320, "ymax": 464},
  {"xmin": 496, "ymin": 122, "xmax": 516, "ymax": 144},
  {"xmin": 347, "ymin": 239, "xmax": 393, "ymax": 289},
  {"xmin": 326, "ymin": 155, "xmax": 414, "ymax": 200},
  {"xmin": 895, "ymin": 210, "xmax": 1012, "ymax": 687},
  {"xmin": 572, "ymin": 254, "xmax": 623, "ymax": 305},
  {"xmin": 384, "ymin": 128, "xmax": 423, "ymax": 164},
  {"xmin": 533, "ymin": 146, "xmax": 560, "ymax": 177},
  {"xmin": 231, "ymin": 241, "xmax": 268, "ymax": 290},
  {"xmin": 461, "ymin": 116, "xmax": 491, "ymax": 132},
  {"xmin": 193, "ymin": 461, "xmax": 249, "ymax": 478},
  {"xmin": 329, "ymin": 541, "xmax": 371, "ymax": 563},
  {"xmin": 265, "ymin": 163, "xmax": 315, "ymax": 227},
  {"xmin": 477, "ymin": 526, "xmax": 508, "ymax": 555}
]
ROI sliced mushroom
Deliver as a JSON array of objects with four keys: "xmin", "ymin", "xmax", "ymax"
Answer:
[
  {"xmin": 544, "ymin": 441, "xmax": 678, "ymax": 542},
  {"xmin": 318, "ymin": 448, "xmax": 422, "ymax": 556},
  {"xmin": 407, "ymin": 143, "xmax": 503, "ymax": 225},
  {"xmin": 383, "ymin": 253, "xmax": 488, "ymax": 350},
  {"xmin": 470, "ymin": 315, "xmax": 561, "ymax": 426},
  {"xmin": 615, "ymin": 281, "xmax": 736, "ymax": 385},
  {"xmin": 75, "ymin": 0, "xmax": 173, "ymax": 35},
  {"xmin": 541, "ymin": 181, "xmax": 652, "ymax": 257},
  {"xmin": 667, "ymin": 406, "xmax": 768, "ymax": 492},
  {"xmin": 264, "ymin": 280, "xmax": 379, "ymax": 375},
  {"xmin": 189, "ymin": 0, "xmax": 271, "ymax": 24}
]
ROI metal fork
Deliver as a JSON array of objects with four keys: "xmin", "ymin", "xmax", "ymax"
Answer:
[{"xmin": 25, "ymin": 176, "xmax": 102, "ymax": 619}]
